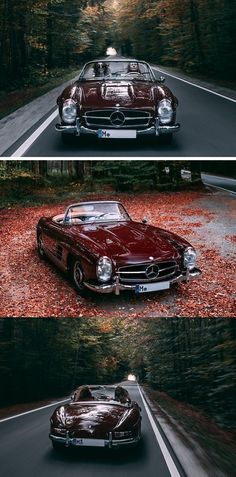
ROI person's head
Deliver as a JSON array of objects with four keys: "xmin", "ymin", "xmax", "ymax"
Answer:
[
  {"xmin": 74, "ymin": 385, "xmax": 93, "ymax": 401},
  {"xmin": 94, "ymin": 62, "xmax": 104, "ymax": 75},
  {"xmin": 128, "ymin": 62, "xmax": 139, "ymax": 72},
  {"xmin": 114, "ymin": 386, "xmax": 131, "ymax": 404}
]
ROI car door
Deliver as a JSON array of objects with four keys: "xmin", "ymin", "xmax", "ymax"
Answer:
[{"xmin": 41, "ymin": 221, "xmax": 71, "ymax": 272}]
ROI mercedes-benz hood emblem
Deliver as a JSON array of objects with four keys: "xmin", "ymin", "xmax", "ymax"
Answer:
[
  {"xmin": 145, "ymin": 264, "xmax": 160, "ymax": 280},
  {"xmin": 110, "ymin": 111, "xmax": 125, "ymax": 127}
]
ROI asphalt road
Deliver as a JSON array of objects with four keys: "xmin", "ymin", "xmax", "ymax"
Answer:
[
  {"xmin": 0, "ymin": 383, "xmax": 182, "ymax": 477},
  {"xmin": 202, "ymin": 173, "xmax": 236, "ymax": 193},
  {"xmin": 5, "ymin": 67, "xmax": 236, "ymax": 157}
]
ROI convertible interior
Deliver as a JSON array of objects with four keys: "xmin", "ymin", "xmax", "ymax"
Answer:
[{"xmin": 52, "ymin": 211, "xmax": 123, "ymax": 225}]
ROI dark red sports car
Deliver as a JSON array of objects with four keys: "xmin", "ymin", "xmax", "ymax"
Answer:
[
  {"xmin": 55, "ymin": 57, "xmax": 180, "ymax": 144},
  {"xmin": 36, "ymin": 200, "xmax": 201, "ymax": 295},
  {"xmin": 49, "ymin": 385, "xmax": 141, "ymax": 450}
]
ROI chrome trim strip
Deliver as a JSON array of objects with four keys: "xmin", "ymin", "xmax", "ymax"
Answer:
[
  {"xmin": 84, "ymin": 115, "xmax": 150, "ymax": 120},
  {"xmin": 119, "ymin": 265, "xmax": 176, "ymax": 274},
  {"xmin": 83, "ymin": 108, "xmax": 151, "ymax": 115},
  {"xmin": 118, "ymin": 261, "xmax": 177, "ymax": 283},
  {"xmin": 84, "ymin": 268, "xmax": 201, "ymax": 294},
  {"xmin": 55, "ymin": 123, "xmax": 180, "ymax": 136},
  {"xmin": 84, "ymin": 109, "xmax": 151, "ymax": 128},
  {"xmin": 49, "ymin": 433, "xmax": 140, "ymax": 448}
]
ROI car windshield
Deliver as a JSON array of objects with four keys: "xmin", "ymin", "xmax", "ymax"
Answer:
[
  {"xmin": 72, "ymin": 386, "xmax": 131, "ymax": 407},
  {"xmin": 64, "ymin": 202, "xmax": 130, "ymax": 224},
  {"xmin": 91, "ymin": 386, "xmax": 116, "ymax": 400},
  {"xmin": 80, "ymin": 60, "xmax": 154, "ymax": 82}
]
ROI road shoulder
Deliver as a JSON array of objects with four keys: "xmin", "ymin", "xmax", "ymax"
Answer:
[
  {"xmin": 142, "ymin": 386, "xmax": 235, "ymax": 477},
  {"xmin": 0, "ymin": 75, "xmax": 79, "ymax": 157}
]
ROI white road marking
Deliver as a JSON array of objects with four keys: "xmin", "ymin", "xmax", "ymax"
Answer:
[
  {"xmin": 10, "ymin": 109, "xmax": 58, "ymax": 157},
  {"xmin": 153, "ymin": 67, "xmax": 236, "ymax": 103},
  {"xmin": 202, "ymin": 174, "xmax": 236, "ymax": 196},
  {"xmin": 0, "ymin": 398, "xmax": 69, "ymax": 423},
  {"xmin": 202, "ymin": 182, "xmax": 236, "ymax": 196},
  {"xmin": 202, "ymin": 173, "xmax": 236, "ymax": 183},
  {"xmin": 9, "ymin": 65, "xmax": 236, "ymax": 157},
  {"xmin": 138, "ymin": 384, "xmax": 181, "ymax": 477}
]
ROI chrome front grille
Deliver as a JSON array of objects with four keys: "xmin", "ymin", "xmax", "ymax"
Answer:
[
  {"xmin": 83, "ymin": 109, "xmax": 151, "ymax": 129},
  {"xmin": 118, "ymin": 261, "xmax": 178, "ymax": 283}
]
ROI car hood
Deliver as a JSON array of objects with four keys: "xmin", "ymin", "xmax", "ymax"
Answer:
[
  {"xmin": 68, "ymin": 221, "xmax": 189, "ymax": 264},
  {"xmin": 56, "ymin": 402, "xmax": 130, "ymax": 432},
  {"xmin": 58, "ymin": 81, "xmax": 174, "ymax": 109}
]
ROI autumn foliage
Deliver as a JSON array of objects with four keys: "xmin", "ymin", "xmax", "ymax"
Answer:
[{"xmin": 0, "ymin": 190, "xmax": 235, "ymax": 318}]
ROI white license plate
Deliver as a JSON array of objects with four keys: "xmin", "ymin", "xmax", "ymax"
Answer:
[
  {"xmin": 98, "ymin": 129, "xmax": 137, "ymax": 139},
  {"xmin": 135, "ymin": 281, "xmax": 170, "ymax": 294},
  {"xmin": 72, "ymin": 438, "xmax": 106, "ymax": 447}
]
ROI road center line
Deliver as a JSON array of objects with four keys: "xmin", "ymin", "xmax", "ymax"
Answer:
[
  {"xmin": 153, "ymin": 67, "xmax": 236, "ymax": 103},
  {"xmin": 0, "ymin": 398, "xmax": 69, "ymax": 423},
  {"xmin": 10, "ymin": 109, "xmax": 58, "ymax": 157},
  {"xmin": 138, "ymin": 384, "xmax": 181, "ymax": 477}
]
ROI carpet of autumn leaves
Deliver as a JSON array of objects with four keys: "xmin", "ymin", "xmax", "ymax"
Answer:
[{"xmin": 0, "ymin": 189, "xmax": 235, "ymax": 318}]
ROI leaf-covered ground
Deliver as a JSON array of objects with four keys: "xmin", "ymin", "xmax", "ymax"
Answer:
[{"xmin": 0, "ymin": 189, "xmax": 235, "ymax": 317}]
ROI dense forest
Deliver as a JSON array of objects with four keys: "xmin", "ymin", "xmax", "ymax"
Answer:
[
  {"xmin": 1, "ymin": 318, "xmax": 236, "ymax": 430},
  {"xmin": 0, "ymin": 160, "xmax": 204, "ymax": 192},
  {"xmin": 1, "ymin": 161, "xmax": 235, "ymax": 197},
  {"xmin": 0, "ymin": 0, "xmax": 235, "ymax": 92},
  {"xmin": 114, "ymin": 0, "xmax": 236, "ymax": 79}
]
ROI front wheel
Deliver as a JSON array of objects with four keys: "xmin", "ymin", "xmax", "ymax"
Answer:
[
  {"xmin": 37, "ymin": 233, "xmax": 47, "ymax": 259},
  {"xmin": 70, "ymin": 258, "xmax": 86, "ymax": 295}
]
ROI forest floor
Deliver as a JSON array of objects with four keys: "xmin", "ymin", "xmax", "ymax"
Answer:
[
  {"xmin": 0, "ymin": 67, "xmax": 80, "ymax": 120},
  {"xmin": 0, "ymin": 186, "xmax": 235, "ymax": 318},
  {"xmin": 145, "ymin": 386, "xmax": 236, "ymax": 477}
]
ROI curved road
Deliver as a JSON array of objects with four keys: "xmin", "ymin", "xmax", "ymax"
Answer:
[
  {"xmin": 202, "ymin": 173, "xmax": 236, "ymax": 194},
  {"xmin": 5, "ymin": 66, "xmax": 236, "ymax": 157},
  {"xmin": 0, "ymin": 383, "xmax": 183, "ymax": 477}
]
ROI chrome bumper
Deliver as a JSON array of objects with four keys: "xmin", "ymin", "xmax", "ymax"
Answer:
[
  {"xmin": 55, "ymin": 118, "xmax": 180, "ymax": 136},
  {"xmin": 84, "ymin": 268, "xmax": 202, "ymax": 295},
  {"xmin": 49, "ymin": 432, "xmax": 140, "ymax": 448}
]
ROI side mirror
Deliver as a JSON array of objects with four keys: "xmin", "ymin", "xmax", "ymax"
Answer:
[{"xmin": 158, "ymin": 76, "xmax": 165, "ymax": 84}]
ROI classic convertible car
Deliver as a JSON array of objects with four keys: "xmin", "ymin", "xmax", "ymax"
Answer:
[
  {"xmin": 55, "ymin": 57, "xmax": 180, "ymax": 144},
  {"xmin": 36, "ymin": 200, "xmax": 201, "ymax": 295},
  {"xmin": 49, "ymin": 385, "xmax": 141, "ymax": 449}
]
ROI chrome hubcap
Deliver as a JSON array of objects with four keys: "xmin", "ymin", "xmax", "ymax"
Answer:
[
  {"xmin": 38, "ymin": 236, "xmax": 44, "ymax": 255},
  {"xmin": 73, "ymin": 261, "xmax": 83, "ymax": 288}
]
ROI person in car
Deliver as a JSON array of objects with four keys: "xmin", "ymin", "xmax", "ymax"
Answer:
[
  {"xmin": 127, "ymin": 62, "xmax": 140, "ymax": 73},
  {"xmin": 73, "ymin": 385, "xmax": 95, "ymax": 401},
  {"xmin": 114, "ymin": 385, "xmax": 132, "ymax": 404}
]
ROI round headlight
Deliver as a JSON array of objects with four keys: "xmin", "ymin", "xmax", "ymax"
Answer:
[
  {"xmin": 62, "ymin": 99, "xmax": 77, "ymax": 124},
  {"xmin": 184, "ymin": 247, "xmax": 196, "ymax": 270},
  {"xmin": 96, "ymin": 256, "xmax": 113, "ymax": 282},
  {"xmin": 157, "ymin": 99, "xmax": 173, "ymax": 124}
]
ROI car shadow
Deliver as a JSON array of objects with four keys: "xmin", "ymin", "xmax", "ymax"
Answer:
[
  {"xmin": 55, "ymin": 134, "xmax": 181, "ymax": 157},
  {"xmin": 44, "ymin": 437, "xmax": 148, "ymax": 465}
]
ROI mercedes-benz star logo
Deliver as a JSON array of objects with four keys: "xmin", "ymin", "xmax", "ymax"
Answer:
[
  {"xmin": 145, "ymin": 264, "xmax": 159, "ymax": 280},
  {"xmin": 110, "ymin": 111, "xmax": 125, "ymax": 127}
]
